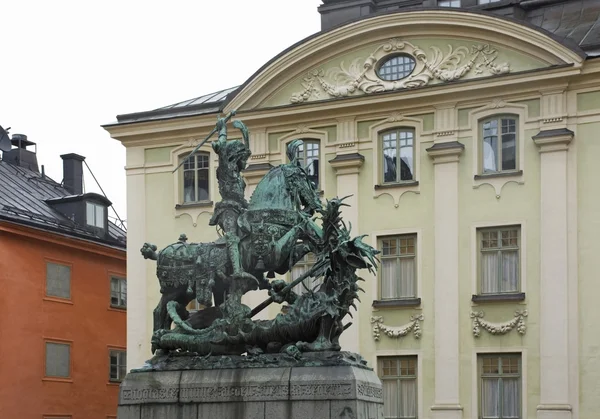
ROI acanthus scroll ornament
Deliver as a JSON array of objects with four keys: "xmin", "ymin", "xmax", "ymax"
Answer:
[
  {"xmin": 470, "ymin": 309, "xmax": 528, "ymax": 337},
  {"xmin": 370, "ymin": 314, "xmax": 424, "ymax": 341},
  {"xmin": 290, "ymin": 39, "xmax": 510, "ymax": 104}
]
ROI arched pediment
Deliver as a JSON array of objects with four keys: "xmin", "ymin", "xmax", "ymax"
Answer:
[{"xmin": 224, "ymin": 10, "xmax": 584, "ymax": 112}]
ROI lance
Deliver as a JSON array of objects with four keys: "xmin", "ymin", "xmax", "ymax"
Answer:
[
  {"xmin": 249, "ymin": 257, "xmax": 329, "ymax": 318},
  {"xmin": 171, "ymin": 110, "xmax": 237, "ymax": 173}
]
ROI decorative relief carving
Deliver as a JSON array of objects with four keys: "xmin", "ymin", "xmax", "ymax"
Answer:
[
  {"xmin": 339, "ymin": 142, "xmax": 355, "ymax": 148},
  {"xmin": 386, "ymin": 112, "xmax": 405, "ymax": 123},
  {"xmin": 179, "ymin": 384, "xmax": 289, "ymax": 401},
  {"xmin": 122, "ymin": 387, "xmax": 179, "ymax": 402},
  {"xmin": 290, "ymin": 383, "xmax": 352, "ymax": 397},
  {"xmin": 357, "ymin": 383, "xmax": 384, "ymax": 400},
  {"xmin": 370, "ymin": 314, "xmax": 424, "ymax": 341},
  {"xmin": 251, "ymin": 153, "xmax": 267, "ymax": 160},
  {"xmin": 470, "ymin": 309, "xmax": 528, "ymax": 337},
  {"xmin": 290, "ymin": 39, "xmax": 510, "ymax": 103}
]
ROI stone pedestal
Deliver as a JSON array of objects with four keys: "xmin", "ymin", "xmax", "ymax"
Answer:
[{"xmin": 117, "ymin": 352, "xmax": 384, "ymax": 419}]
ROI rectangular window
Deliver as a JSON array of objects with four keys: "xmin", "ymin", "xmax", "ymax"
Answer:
[
  {"xmin": 45, "ymin": 342, "xmax": 70, "ymax": 378},
  {"xmin": 109, "ymin": 349, "xmax": 127, "ymax": 382},
  {"xmin": 481, "ymin": 115, "xmax": 518, "ymax": 173},
  {"xmin": 438, "ymin": 0, "xmax": 461, "ymax": 6},
  {"xmin": 294, "ymin": 139, "xmax": 320, "ymax": 189},
  {"xmin": 182, "ymin": 153, "xmax": 210, "ymax": 203},
  {"xmin": 291, "ymin": 253, "xmax": 322, "ymax": 295},
  {"xmin": 378, "ymin": 356, "xmax": 418, "ymax": 419},
  {"xmin": 110, "ymin": 277, "xmax": 127, "ymax": 309},
  {"xmin": 86, "ymin": 202, "xmax": 105, "ymax": 229},
  {"xmin": 479, "ymin": 226, "xmax": 520, "ymax": 294},
  {"xmin": 379, "ymin": 235, "xmax": 417, "ymax": 299},
  {"xmin": 46, "ymin": 262, "xmax": 71, "ymax": 300},
  {"xmin": 479, "ymin": 354, "xmax": 521, "ymax": 419},
  {"xmin": 381, "ymin": 128, "xmax": 415, "ymax": 183}
]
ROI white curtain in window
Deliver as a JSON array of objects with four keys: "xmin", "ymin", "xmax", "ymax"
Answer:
[
  {"xmin": 501, "ymin": 251, "xmax": 519, "ymax": 292},
  {"xmin": 381, "ymin": 259, "xmax": 398, "ymax": 299},
  {"xmin": 399, "ymin": 379, "xmax": 417, "ymax": 418},
  {"xmin": 399, "ymin": 258, "xmax": 415, "ymax": 298},
  {"xmin": 482, "ymin": 378, "xmax": 500, "ymax": 418},
  {"xmin": 383, "ymin": 379, "xmax": 399, "ymax": 418},
  {"xmin": 481, "ymin": 252, "xmax": 499, "ymax": 294},
  {"xmin": 483, "ymin": 140, "xmax": 497, "ymax": 172},
  {"xmin": 502, "ymin": 378, "xmax": 520, "ymax": 418}
]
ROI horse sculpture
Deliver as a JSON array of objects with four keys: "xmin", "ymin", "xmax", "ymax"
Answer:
[{"xmin": 140, "ymin": 114, "xmax": 379, "ymax": 357}]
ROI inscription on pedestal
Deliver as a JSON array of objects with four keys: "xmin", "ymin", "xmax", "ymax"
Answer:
[
  {"xmin": 290, "ymin": 383, "xmax": 353, "ymax": 399},
  {"xmin": 180, "ymin": 384, "xmax": 289, "ymax": 402},
  {"xmin": 357, "ymin": 383, "xmax": 384, "ymax": 401},
  {"xmin": 122, "ymin": 387, "xmax": 179, "ymax": 403}
]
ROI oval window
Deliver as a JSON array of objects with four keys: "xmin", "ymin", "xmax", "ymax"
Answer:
[{"xmin": 377, "ymin": 54, "xmax": 416, "ymax": 81}]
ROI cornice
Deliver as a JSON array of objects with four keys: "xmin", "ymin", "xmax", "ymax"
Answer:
[
  {"xmin": 329, "ymin": 153, "xmax": 365, "ymax": 175},
  {"xmin": 533, "ymin": 128, "xmax": 574, "ymax": 153},
  {"xmin": 426, "ymin": 141, "xmax": 465, "ymax": 164}
]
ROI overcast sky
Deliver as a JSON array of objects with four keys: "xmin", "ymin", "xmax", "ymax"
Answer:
[{"xmin": 1, "ymin": 1, "xmax": 323, "ymax": 226}]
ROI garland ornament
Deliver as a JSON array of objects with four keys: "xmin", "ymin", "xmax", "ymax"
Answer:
[
  {"xmin": 470, "ymin": 309, "xmax": 528, "ymax": 337},
  {"xmin": 370, "ymin": 314, "xmax": 424, "ymax": 341},
  {"xmin": 290, "ymin": 39, "xmax": 510, "ymax": 103}
]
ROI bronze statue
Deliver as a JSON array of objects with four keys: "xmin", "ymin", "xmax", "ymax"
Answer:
[{"xmin": 141, "ymin": 113, "xmax": 379, "ymax": 357}]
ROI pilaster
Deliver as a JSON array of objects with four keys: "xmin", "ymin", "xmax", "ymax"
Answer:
[
  {"xmin": 533, "ymin": 128, "xmax": 573, "ymax": 419},
  {"xmin": 329, "ymin": 153, "xmax": 364, "ymax": 353},
  {"xmin": 426, "ymin": 141, "xmax": 464, "ymax": 419}
]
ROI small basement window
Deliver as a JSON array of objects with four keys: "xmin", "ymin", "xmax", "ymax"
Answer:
[{"xmin": 86, "ymin": 202, "xmax": 105, "ymax": 229}]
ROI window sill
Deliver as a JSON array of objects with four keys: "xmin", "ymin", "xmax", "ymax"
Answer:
[
  {"xmin": 43, "ymin": 297, "xmax": 73, "ymax": 305},
  {"xmin": 175, "ymin": 201, "xmax": 213, "ymax": 210},
  {"xmin": 474, "ymin": 170, "xmax": 523, "ymax": 180},
  {"xmin": 472, "ymin": 293, "xmax": 526, "ymax": 303},
  {"xmin": 42, "ymin": 377, "xmax": 73, "ymax": 383},
  {"xmin": 107, "ymin": 380, "xmax": 122, "ymax": 386},
  {"xmin": 374, "ymin": 181, "xmax": 419, "ymax": 190},
  {"xmin": 108, "ymin": 306, "xmax": 126, "ymax": 313},
  {"xmin": 372, "ymin": 298, "xmax": 421, "ymax": 308}
]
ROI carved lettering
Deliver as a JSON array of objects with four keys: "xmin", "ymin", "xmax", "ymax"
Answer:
[
  {"xmin": 179, "ymin": 384, "xmax": 289, "ymax": 401},
  {"xmin": 356, "ymin": 383, "xmax": 383, "ymax": 400},
  {"xmin": 121, "ymin": 387, "xmax": 180, "ymax": 402},
  {"xmin": 290, "ymin": 383, "xmax": 353, "ymax": 397}
]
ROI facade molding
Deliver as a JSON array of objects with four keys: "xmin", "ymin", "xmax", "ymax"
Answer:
[
  {"xmin": 370, "ymin": 314, "xmax": 424, "ymax": 341},
  {"xmin": 470, "ymin": 309, "xmax": 528, "ymax": 337}
]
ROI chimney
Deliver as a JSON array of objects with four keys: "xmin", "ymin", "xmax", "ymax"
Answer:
[
  {"xmin": 3, "ymin": 134, "xmax": 40, "ymax": 172},
  {"xmin": 60, "ymin": 153, "xmax": 86, "ymax": 195}
]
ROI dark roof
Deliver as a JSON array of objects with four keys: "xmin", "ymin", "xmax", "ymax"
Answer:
[
  {"xmin": 0, "ymin": 160, "xmax": 126, "ymax": 249},
  {"xmin": 108, "ymin": 5, "xmax": 593, "ymax": 126}
]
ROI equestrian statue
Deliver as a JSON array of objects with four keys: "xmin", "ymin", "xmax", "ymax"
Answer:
[{"xmin": 141, "ymin": 111, "xmax": 379, "ymax": 356}]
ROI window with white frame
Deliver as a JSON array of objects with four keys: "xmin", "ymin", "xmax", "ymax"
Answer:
[
  {"xmin": 380, "ymin": 235, "xmax": 417, "ymax": 299},
  {"xmin": 45, "ymin": 341, "xmax": 70, "ymax": 378},
  {"xmin": 290, "ymin": 139, "xmax": 320, "ymax": 189},
  {"xmin": 378, "ymin": 356, "xmax": 418, "ymax": 419},
  {"xmin": 480, "ymin": 115, "xmax": 518, "ymax": 174},
  {"xmin": 109, "ymin": 349, "xmax": 127, "ymax": 382},
  {"xmin": 479, "ymin": 354, "xmax": 521, "ymax": 419},
  {"xmin": 381, "ymin": 128, "xmax": 415, "ymax": 183},
  {"xmin": 110, "ymin": 276, "xmax": 126, "ymax": 309},
  {"xmin": 478, "ymin": 226, "xmax": 520, "ymax": 294},
  {"xmin": 478, "ymin": 0, "xmax": 502, "ymax": 4},
  {"xmin": 291, "ymin": 253, "xmax": 322, "ymax": 295},
  {"xmin": 86, "ymin": 202, "xmax": 105, "ymax": 229},
  {"xmin": 182, "ymin": 153, "xmax": 210, "ymax": 203},
  {"xmin": 46, "ymin": 262, "xmax": 71, "ymax": 300},
  {"xmin": 438, "ymin": 0, "xmax": 461, "ymax": 6}
]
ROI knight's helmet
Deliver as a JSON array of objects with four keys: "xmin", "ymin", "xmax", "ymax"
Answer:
[
  {"xmin": 286, "ymin": 139, "xmax": 304, "ymax": 167},
  {"xmin": 156, "ymin": 234, "xmax": 196, "ymax": 294}
]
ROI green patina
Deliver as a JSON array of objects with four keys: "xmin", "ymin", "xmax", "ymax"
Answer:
[{"xmin": 141, "ymin": 113, "xmax": 379, "ymax": 359}]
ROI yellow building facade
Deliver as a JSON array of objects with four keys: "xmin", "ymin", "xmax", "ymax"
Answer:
[{"xmin": 104, "ymin": 9, "xmax": 600, "ymax": 419}]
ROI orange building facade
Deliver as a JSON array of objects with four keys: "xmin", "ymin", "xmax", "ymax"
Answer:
[{"xmin": 0, "ymin": 135, "xmax": 127, "ymax": 419}]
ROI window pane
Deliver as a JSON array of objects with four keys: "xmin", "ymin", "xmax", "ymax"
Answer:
[
  {"xmin": 95, "ymin": 205, "xmax": 105, "ymax": 228},
  {"xmin": 399, "ymin": 257, "xmax": 416, "ymax": 298},
  {"xmin": 46, "ymin": 262, "xmax": 71, "ymax": 299},
  {"xmin": 381, "ymin": 258, "xmax": 399, "ymax": 299},
  {"xmin": 481, "ymin": 252, "xmax": 499, "ymax": 294},
  {"xmin": 383, "ymin": 379, "xmax": 399, "ymax": 418},
  {"xmin": 183, "ymin": 170, "xmax": 196, "ymax": 203},
  {"xmin": 501, "ymin": 133, "xmax": 516, "ymax": 171},
  {"xmin": 400, "ymin": 379, "xmax": 417, "ymax": 418},
  {"xmin": 399, "ymin": 131, "xmax": 414, "ymax": 181},
  {"xmin": 483, "ymin": 135, "xmax": 498, "ymax": 172},
  {"xmin": 305, "ymin": 141, "xmax": 320, "ymax": 187},
  {"xmin": 383, "ymin": 133, "xmax": 398, "ymax": 183},
  {"xmin": 502, "ymin": 378, "xmax": 520, "ymax": 418},
  {"xmin": 481, "ymin": 378, "xmax": 500, "ymax": 418},
  {"xmin": 46, "ymin": 342, "xmax": 70, "ymax": 377},
  {"xmin": 86, "ymin": 202, "xmax": 94, "ymax": 226},
  {"xmin": 501, "ymin": 251, "xmax": 519, "ymax": 292},
  {"xmin": 197, "ymin": 167, "xmax": 209, "ymax": 201}
]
